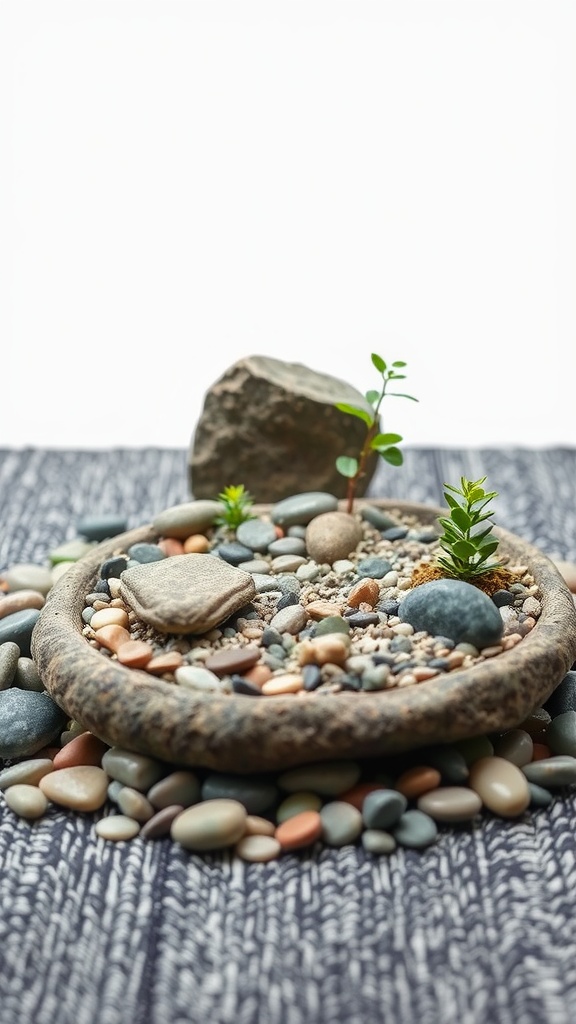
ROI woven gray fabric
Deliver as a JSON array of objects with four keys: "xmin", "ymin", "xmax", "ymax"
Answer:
[{"xmin": 1, "ymin": 446, "xmax": 575, "ymax": 1024}]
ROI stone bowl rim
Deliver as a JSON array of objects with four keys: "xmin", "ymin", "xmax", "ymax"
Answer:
[{"xmin": 31, "ymin": 498, "xmax": 576, "ymax": 773}]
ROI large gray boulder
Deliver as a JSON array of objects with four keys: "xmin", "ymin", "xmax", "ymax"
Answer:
[{"xmin": 188, "ymin": 355, "xmax": 380, "ymax": 502}]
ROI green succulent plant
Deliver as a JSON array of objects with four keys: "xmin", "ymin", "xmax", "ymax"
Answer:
[
  {"xmin": 435, "ymin": 475, "xmax": 504, "ymax": 580},
  {"xmin": 214, "ymin": 484, "xmax": 256, "ymax": 530},
  {"xmin": 335, "ymin": 353, "xmax": 418, "ymax": 513}
]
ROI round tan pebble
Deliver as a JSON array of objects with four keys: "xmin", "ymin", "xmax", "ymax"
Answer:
[
  {"xmin": 170, "ymin": 798, "xmax": 247, "ymax": 851},
  {"xmin": 94, "ymin": 624, "xmax": 132, "ymax": 654},
  {"xmin": 417, "ymin": 786, "xmax": 483, "ymax": 822},
  {"xmin": 90, "ymin": 607, "xmax": 130, "ymax": 631},
  {"xmin": 115, "ymin": 786, "xmax": 155, "ymax": 822},
  {"xmin": 39, "ymin": 765, "xmax": 110, "ymax": 812},
  {"xmin": 468, "ymin": 756, "xmax": 531, "ymax": 817},
  {"xmin": 261, "ymin": 674, "xmax": 304, "ymax": 696},
  {"xmin": 275, "ymin": 810, "xmax": 323, "ymax": 851},
  {"xmin": 95, "ymin": 815, "xmax": 141, "ymax": 841},
  {"xmin": 235, "ymin": 834, "xmax": 282, "ymax": 862},
  {"xmin": 0, "ymin": 590, "xmax": 45, "ymax": 619},
  {"xmin": 4, "ymin": 784, "xmax": 49, "ymax": 819},
  {"xmin": 297, "ymin": 635, "xmax": 350, "ymax": 667},
  {"xmin": 395, "ymin": 766, "xmax": 442, "ymax": 800},
  {"xmin": 116, "ymin": 639, "xmax": 155, "ymax": 668},
  {"xmin": 183, "ymin": 534, "xmax": 211, "ymax": 554},
  {"xmin": 305, "ymin": 512, "xmax": 363, "ymax": 565},
  {"xmin": 347, "ymin": 578, "xmax": 380, "ymax": 608},
  {"xmin": 244, "ymin": 815, "xmax": 277, "ymax": 837},
  {"xmin": 305, "ymin": 601, "xmax": 344, "ymax": 620}
]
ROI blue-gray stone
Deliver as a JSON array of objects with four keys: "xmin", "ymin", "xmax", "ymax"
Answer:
[
  {"xmin": 360, "ymin": 507, "xmax": 400, "ymax": 531},
  {"xmin": 200, "ymin": 773, "xmax": 280, "ymax": 814},
  {"xmin": 76, "ymin": 515, "xmax": 128, "ymax": 542},
  {"xmin": 399, "ymin": 578, "xmax": 504, "ymax": 648},
  {"xmin": 381, "ymin": 526, "xmax": 408, "ymax": 541},
  {"xmin": 528, "ymin": 782, "xmax": 554, "ymax": 808},
  {"xmin": 393, "ymin": 809, "xmax": 438, "ymax": 848},
  {"xmin": 267, "ymin": 537, "xmax": 307, "ymax": 557},
  {"xmin": 100, "ymin": 555, "xmax": 129, "ymax": 580},
  {"xmin": 216, "ymin": 542, "xmax": 255, "ymax": 566},
  {"xmin": 271, "ymin": 492, "xmax": 338, "ymax": 528},
  {"xmin": 544, "ymin": 710, "xmax": 576, "ymax": 757},
  {"xmin": 126, "ymin": 542, "xmax": 166, "ymax": 564},
  {"xmin": 362, "ymin": 789, "xmax": 408, "ymax": 829},
  {"xmin": 522, "ymin": 756, "xmax": 576, "ymax": 787},
  {"xmin": 0, "ymin": 609, "xmax": 41, "ymax": 659},
  {"xmin": 0, "ymin": 689, "xmax": 68, "ymax": 758},
  {"xmin": 543, "ymin": 671, "xmax": 576, "ymax": 718},
  {"xmin": 356, "ymin": 557, "xmax": 393, "ymax": 579},
  {"xmin": 236, "ymin": 518, "xmax": 278, "ymax": 552}
]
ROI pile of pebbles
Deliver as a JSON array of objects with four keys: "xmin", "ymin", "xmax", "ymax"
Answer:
[{"xmin": 1, "ymin": 493, "xmax": 576, "ymax": 862}]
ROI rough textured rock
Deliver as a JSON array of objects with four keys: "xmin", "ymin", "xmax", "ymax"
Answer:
[
  {"xmin": 31, "ymin": 503, "xmax": 576, "ymax": 774},
  {"xmin": 188, "ymin": 356, "xmax": 380, "ymax": 502}
]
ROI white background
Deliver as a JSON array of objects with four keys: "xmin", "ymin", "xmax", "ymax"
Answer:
[{"xmin": 1, "ymin": 0, "xmax": 575, "ymax": 450}]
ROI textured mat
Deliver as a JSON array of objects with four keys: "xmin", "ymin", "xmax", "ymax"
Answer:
[{"xmin": 1, "ymin": 446, "xmax": 576, "ymax": 1024}]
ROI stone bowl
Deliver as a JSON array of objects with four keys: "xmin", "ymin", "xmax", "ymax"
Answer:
[{"xmin": 31, "ymin": 499, "xmax": 576, "ymax": 773}]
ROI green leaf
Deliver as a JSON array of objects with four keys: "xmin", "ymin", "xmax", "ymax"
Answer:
[
  {"xmin": 450, "ymin": 506, "xmax": 472, "ymax": 532},
  {"xmin": 389, "ymin": 392, "xmax": 419, "ymax": 402},
  {"xmin": 371, "ymin": 432, "xmax": 403, "ymax": 447},
  {"xmin": 336, "ymin": 455, "xmax": 358, "ymax": 478},
  {"xmin": 381, "ymin": 446, "xmax": 403, "ymax": 467},
  {"xmin": 391, "ymin": 361, "xmax": 407, "ymax": 367},
  {"xmin": 452, "ymin": 539, "xmax": 477, "ymax": 560},
  {"xmin": 371, "ymin": 353, "xmax": 387, "ymax": 373},
  {"xmin": 477, "ymin": 538, "xmax": 499, "ymax": 557},
  {"xmin": 365, "ymin": 389, "xmax": 380, "ymax": 407},
  {"xmin": 334, "ymin": 402, "xmax": 374, "ymax": 428}
]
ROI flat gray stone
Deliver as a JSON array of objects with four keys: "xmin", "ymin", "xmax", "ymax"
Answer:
[{"xmin": 119, "ymin": 553, "xmax": 256, "ymax": 634}]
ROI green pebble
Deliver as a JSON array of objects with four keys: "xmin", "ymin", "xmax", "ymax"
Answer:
[
  {"xmin": 48, "ymin": 539, "xmax": 94, "ymax": 565},
  {"xmin": 393, "ymin": 809, "xmax": 438, "ymax": 849},
  {"xmin": 313, "ymin": 616, "xmax": 351, "ymax": 637},
  {"xmin": 276, "ymin": 791, "xmax": 323, "ymax": 823},
  {"xmin": 362, "ymin": 829, "xmax": 397, "ymax": 855},
  {"xmin": 522, "ymin": 756, "xmax": 576, "ymax": 788}
]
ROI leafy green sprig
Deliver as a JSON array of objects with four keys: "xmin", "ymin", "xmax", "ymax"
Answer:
[
  {"xmin": 214, "ymin": 484, "xmax": 256, "ymax": 530},
  {"xmin": 435, "ymin": 475, "xmax": 503, "ymax": 580},
  {"xmin": 335, "ymin": 353, "xmax": 418, "ymax": 514}
]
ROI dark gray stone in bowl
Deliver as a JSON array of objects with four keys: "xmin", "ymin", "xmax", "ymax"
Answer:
[{"xmin": 31, "ymin": 500, "xmax": 576, "ymax": 774}]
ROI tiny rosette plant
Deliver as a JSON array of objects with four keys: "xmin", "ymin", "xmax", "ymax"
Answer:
[
  {"xmin": 435, "ymin": 476, "xmax": 504, "ymax": 580},
  {"xmin": 335, "ymin": 353, "xmax": 418, "ymax": 513},
  {"xmin": 214, "ymin": 484, "xmax": 256, "ymax": 530}
]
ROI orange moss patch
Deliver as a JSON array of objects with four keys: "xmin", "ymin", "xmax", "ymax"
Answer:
[{"xmin": 410, "ymin": 561, "xmax": 520, "ymax": 596}]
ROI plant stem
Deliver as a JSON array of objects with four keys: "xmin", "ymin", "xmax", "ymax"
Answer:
[{"xmin": 345, "ymin": 381, "xmax": 388, "ymax": 514}]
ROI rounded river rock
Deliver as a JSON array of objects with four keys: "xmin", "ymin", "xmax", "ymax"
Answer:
[{"xmin": 399, "ymin": 578, "xmax": 504, "ymax": 649}]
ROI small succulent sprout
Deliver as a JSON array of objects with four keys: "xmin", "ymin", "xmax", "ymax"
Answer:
[
  {"xmin": 335, "ymin": 353, "xmax": 418, "ymax": 513},
  {"xmin": 214, "ymin": 484, "xmax": 256, "ymax": 530},
  {"xmin": 435, "ymin": 475, "xmax": 504, "ymax": 580}
]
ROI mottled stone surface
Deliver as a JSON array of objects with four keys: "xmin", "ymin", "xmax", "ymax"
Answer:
[
  {"xmin": 188, "ymin": 356, "xmax": 380, "ymax": 502},
  {"xmin": 119, "ymin": 554, "xmax": 256, "ymax": 634},
  {"xmin": 31, "ymin": 501, "xmax": 576, "ymax": 773}
]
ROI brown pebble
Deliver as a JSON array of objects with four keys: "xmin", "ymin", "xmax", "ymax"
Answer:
[
  {"xmin": 140, "ymin": 805, "xmax": 185, "ymax": 839},
  {"xmin": 243, "ymin": 664, "xmax": 273, "ymax": 688},
  {"xmin": 157, "ymin": 538, "xmax": 185, "ymax": 557},
  {"xmin": 339, "ymin": 782, "xmax": 386, "ymax": 811},
  {"xmin": 297, "ymin": 635, "xmax": 350, "ymax": 667},
  {"xmin": 531, "ymin": 742, "xmax": 552, "ymax": 761},
  {"xmin": 305, "ymin": 601, "xmax": 344, "ymax": 621},
  {"xmin": 261, "ymin": 674, "xmax": 304, "ymax": 696},
  {"xmin": 145, "ymin": 651, "xmax": 184, "ymax": 675},
  {"xmin": 395, "ymin": 766, "xmax": 442, "ymax": 800},
  {"xmin": 94, "ymin": 624, "xmax": 132, "ymax": 654},
  {"xmin": 116, "ymin": 639, "xmax": 155, "ymax": 668},
  {"xmin": 52, "ymin": 731, "xmax": 110, "ymax": 769},
  {"xmin": 204, "ymin": 645, "xmax": 262, "ymax": 677},
  {"xmin": 347, "ymin": 578, "xmax": 380, "ymax": 608}
]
